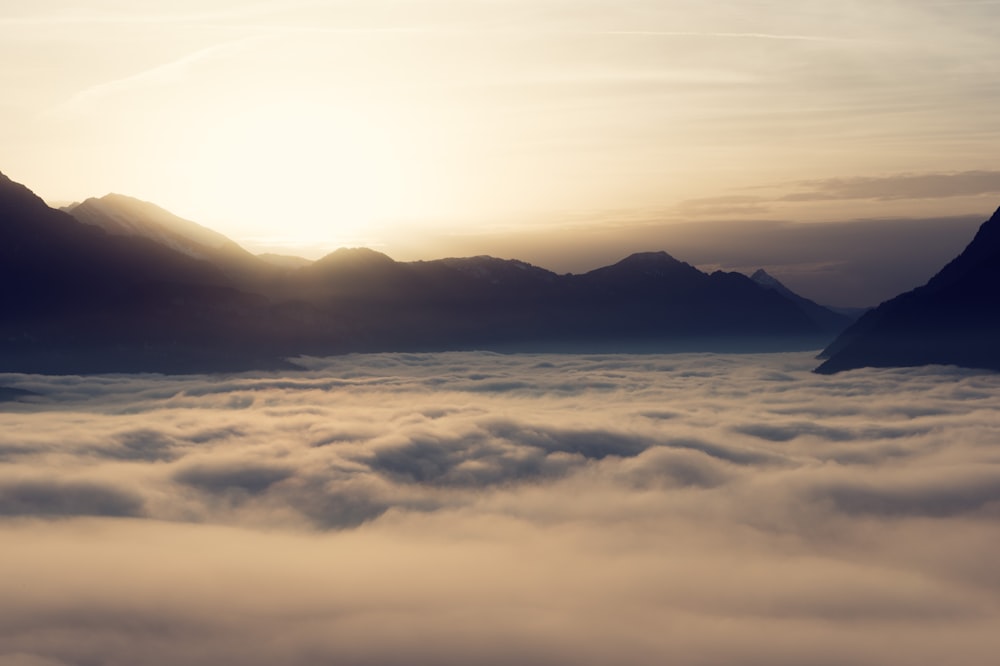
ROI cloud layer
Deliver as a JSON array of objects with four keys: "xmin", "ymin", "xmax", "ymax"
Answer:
[{"xmin": 1, "ymin": 351, "xmax": 999, "ymax": 664}]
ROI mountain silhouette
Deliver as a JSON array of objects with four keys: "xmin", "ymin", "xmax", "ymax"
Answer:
[
  {"xmin": 62, "ymin": 193, "xmax": 282, "ymax": 287},
  {"xmin": 751, "ymin": 269, "xmax": 854, "ymax": 333},
  {"xmin": 258, "ymin": 252, "xmax": 313, "ymax": 269},
  {"xmin": 0, "ymin": 172, "xmax": 298, "ymax": 373},
  {"xmin": 290, "ymin": 248, "xmax": 836, "ymax": 351},
  {"xmin": 64, "ymin": 194, "xmax": 235, "ymax": 252},
  {"xmin": 816, "ymin": 206, "xmax": 1000, "ymax": 374},
  {"xmin": 1, "ymin": 172, "xmax": 848, "ymax": 374},
  {"xmin": 565, "ymin": 253, "xmax": 816, "ymax": 339}
]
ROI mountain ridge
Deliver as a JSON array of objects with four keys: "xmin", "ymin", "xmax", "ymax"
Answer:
[
  {"xmin": 64, "ymin": 193, "xmax": 234, "ymax": 251},
  {"xmin": 1, "ymin": 171, "xmax": 850, "ymax": 374},
  {"xmin": 61, "ymin": 192, "xmax": 281, "ymax": 287},
  {"xmin": 751, "ymin": 269, "xmax": 855, "ymax": 332}
]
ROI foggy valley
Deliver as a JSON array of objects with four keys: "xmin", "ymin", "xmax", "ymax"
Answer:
[{"xmin": 1, "ymin": 352, "xmax": 999, "ymax": 665}]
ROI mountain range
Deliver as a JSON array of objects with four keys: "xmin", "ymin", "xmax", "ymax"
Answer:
[
  {"xmin": 15, "ymin": 171, "xmax": 1000, "ymax": 377},
  {"xmin": 0, "ymin": 171, "xmax": 858, "ymax": 374}
]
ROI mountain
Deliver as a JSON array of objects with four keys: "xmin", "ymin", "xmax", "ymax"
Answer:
[
  {"xmin": 63, "ymin": 194, "xmax": 233, "ymax": 253},
  {"xmin": 815, "ymin": 206, "xmax": 1000, "ymax": 374},
  {"xmin": 62, "ymin": 194, "xmax": 278, "ymax": 286},
  {"xmin": 751, "ymin": 269, "xmax": 854, "ymax": 333},
  {"xmin": 2, "ymin": 171, "xmax": 840, "ymax": 374},
  {"xmin": 286, "ymin": 249, "xmax": 830, "ymax": 352},
  {"xmin": 258, "ymin": 253, "xmax": 313, "ymax": 269},
  {"xmin": 826, "ymin": 304, "xmax": 871, "ymax": 320},
  {"xmin": 565, "ymin": 253, "xmax": 818, "ymax": 339},
  {"xmin": 0, "ymin": 172, "xmax": 302, "ymax": 373}
]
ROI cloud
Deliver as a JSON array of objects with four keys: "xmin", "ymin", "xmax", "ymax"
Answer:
[
  {"xmin": 50, "ymin": 39, "xmax": 258, "ymax": 117},
  {"xmin": 0, "ymin": 2, "xmax": 314, "ymax": 27},
  {"xmin": 173, "ymin": 461, "xmax": 295, "ymax": 495},
  {"xmin": 0, "ymin": 387, "xmax": 38, "ymax": 403},
  {"xmin": 365, "ymin": 429, "xmax": 577, "ymax": 488},
  {"xmin": 783, "ymin": 170, "xmax": 1000, "ymax": 202},
  {"xmin": 732, "ymin": 421, "xmax": 926, "ymax": 443},
  {"xmin": 614, "ymin": 446, "xmax": 736, "ymax": 489},
  {"xmin": 482, "ymin": 420, "xmax": 653, "ymax": 459},
  {"xmin": 596, "ymin": 30, "xmax": 858, "ymax": 43},
  {"xmin": 0, "ymin": 351, "xmax": 999, "ymax": 664},
  {"xmin": 0, "ymin": 656, "xmax": 71, "ymax": 666},
  {"xmin": 98, "ymin": 429, "xmax": 180, "ymax": 461},
  {"xmin": 0, "ymin": 479, "xmax": 144, "ymax": 518},
  {"xmin": 810, "ymin": 469, "xmax": 1000, "ymax": 518}
]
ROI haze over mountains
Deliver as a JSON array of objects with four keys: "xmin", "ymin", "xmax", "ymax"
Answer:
[{"xmin": 1, "ymin": 171, "xmax": 854, "ymax": 374}]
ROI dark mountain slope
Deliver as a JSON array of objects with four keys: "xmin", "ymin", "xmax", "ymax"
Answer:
[
  {"xmin": 751, "ymin": 269, "xmax": 853, "ymax": 333},
  {"xmin": 0, "ymin": 172, "xmax": 301, "ymax": 373},
  {"xmin": 564, "ymin": 252, "xmax": 822, "ymax": 339},
  {"xmin": 816, "ymin": 206, "xmax": 1000, "ymax": 374},
  {"xmin": 1, "ymin": 174, "xmax": 230, "ymax": 310},
  {"xmin": 290, "ymin": 249, "xmax": 825, "ymax": 352}
]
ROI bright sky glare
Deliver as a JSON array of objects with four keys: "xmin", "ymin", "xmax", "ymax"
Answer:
[{"xmin": 2, "ymin": 0, "xmax": 999, "ymax": 257}]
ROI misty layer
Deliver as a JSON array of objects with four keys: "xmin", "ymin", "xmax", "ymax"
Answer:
[{"xmin": 1, "ymin": 352, "xmax": 999, "ymax": 665}]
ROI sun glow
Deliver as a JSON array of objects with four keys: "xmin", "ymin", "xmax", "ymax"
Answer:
[
  {"xmin": 176, "ymin": 101, "xmax": 413, "ymax": 245},
  {"xmin": 4, "ymin": 0, "xmax": 1000, "ymax": 260}
]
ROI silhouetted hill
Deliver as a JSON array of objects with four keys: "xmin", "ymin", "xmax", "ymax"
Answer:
[
  {"xmin": 285, "ymin": 249, "xmax": 828, "ymax": 351},
  {"xmin": 561, "ymin": 253, "xmax": 821, "ymax": 339},
  {"xmin": 816, "ymin": 206, "xmax": 1000, "ymax": 374},
  {"xmin": 0, "ymin": 172, "xmax": 301, "ymax": 373},
  {"xmin": 63, "ymin": 193, "xmax": 280, "ymax": 286},
  {"xmin": 1, "ymin": 174, "xmax": 231, "ymax": 305},
  {"xmin": 1, "ymin": 172, "xmax": 841, "ymax": 373},
  {"xmin": 258, "ymin": 253, "xmax": 313, "ymax": 269},
  {"xmin": 751, "ymin": 269, "xmax": 854, "ymax": 333},
  {"xmin": 64, "ymin": 194, "xmax": 234, "ymax": 251}
]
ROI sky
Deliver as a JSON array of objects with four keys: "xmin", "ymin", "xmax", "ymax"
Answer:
[
  {"xmin": 2, "ymin": 0, "xmax": 1000, "ymax": 271},
  {"xmin": 2, "ymin": 351, "xmax": 1000, "ymax": 664}
]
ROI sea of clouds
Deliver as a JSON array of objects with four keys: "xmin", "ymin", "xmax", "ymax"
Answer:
[{"xmin": 1, "ymin": 351, "xmax": 999, "ymax": 666}]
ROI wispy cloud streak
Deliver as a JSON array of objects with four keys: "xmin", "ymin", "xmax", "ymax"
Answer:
[
  {"xmin": 595, "ymin": 30, "xmax": 863, "ymax": 43},
  {"xmin": 49, "ymin": 39, "xmax": 257, "ymax": 116},
  {"xmin": 0, "ymin": 1, "xmax": 313, "ymax": 27}
]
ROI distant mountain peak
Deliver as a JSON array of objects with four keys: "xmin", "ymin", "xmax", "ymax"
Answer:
[
  {"xmin": 442, "ymin": 255, "xmax": 531, "ymax": 268},
  {"xmin": 439, "ymin": 255, "xmax": 558, "ymax": 284},
  {"xmin": 64, "ymin": 193, "xmax": 237, "ymax": 254},
  {"xmin": 750, "ymin": 268, "xmax": 852, "ymax": 334},
  {"xmin": 619, "ymin": 250, "xmax": 682, "ymax": 264},
  {"xmin": 607, "ymin": 251, "xmax": 691, "ymax": 274},
  {"xmin": 101, "ymin": 192, "xmax": 141, "ymax": 202},
  {"xmin": 751, "ymin": 268, "xmax": 795, "ymax": 296},
  {"xmin": 322, "ymin": 247, "xmax": 395, "ymax": 264},
  {"xmin": 309, "ymin": 247, "xmax": 398, "ymax": 277}
]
